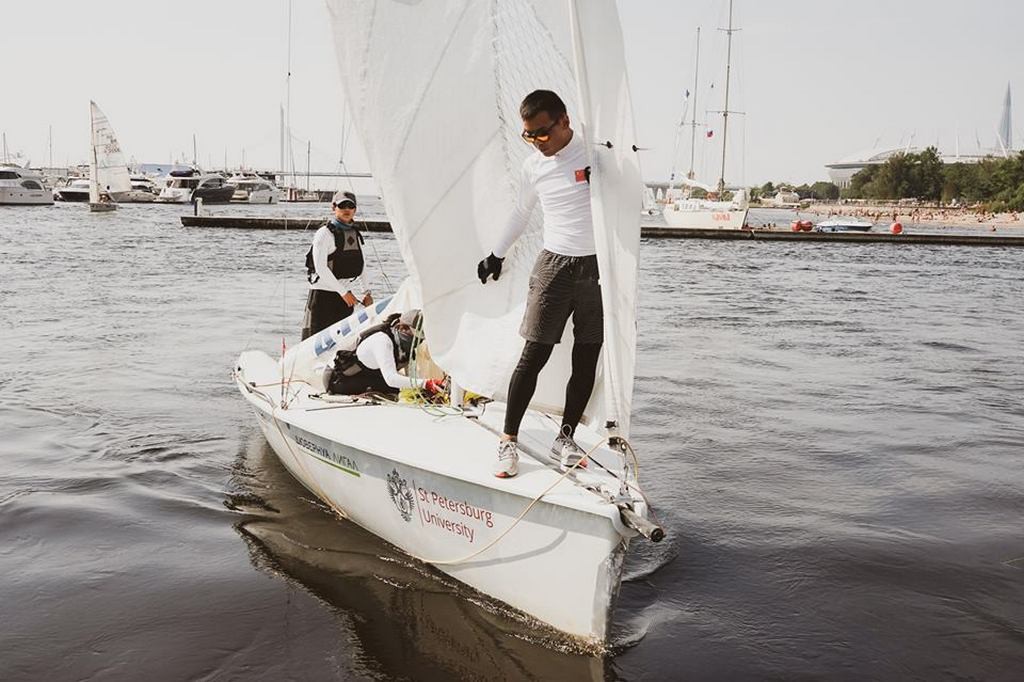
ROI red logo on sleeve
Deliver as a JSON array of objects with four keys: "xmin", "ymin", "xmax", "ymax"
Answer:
[{"xmin": 574, "ymin": 168, "xmax": 587, "ymax": 183}]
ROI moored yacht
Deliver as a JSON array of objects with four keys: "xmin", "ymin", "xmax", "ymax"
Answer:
[
  {"xmin": 54, "ymin": 177, "xmax": 91, "ymax": 202},
  {"xmin": 112, "ymin": 174, "xmax": 159, "ymax": 203},
  {"xmin": 228, "ymin": 172, "xmax": 280, "ymax": 203},
  {"xmin": 157, "ymin": 169, "xmax": 235, "ymax": 204},
  {"xmin": 0, "ymin": 166, "xmax": 54, "ymax": 205},
  {"xmin": 662, "ymin": 185, "xmax": 749, "ymax": 229}
]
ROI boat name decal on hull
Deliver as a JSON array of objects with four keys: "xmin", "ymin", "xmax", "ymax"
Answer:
[
  {"xmin": 414, "ymin": 485, "xmax": 494, "ymax": 544},
  {"xmin": 293, "ymin": 433, "xmax": 361, "ymax": 477}
]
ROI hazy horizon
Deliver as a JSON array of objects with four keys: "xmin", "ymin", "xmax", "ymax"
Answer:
[{"xmin": 2, "ymin": 0, "xmax": 1020, "ymax": 191}]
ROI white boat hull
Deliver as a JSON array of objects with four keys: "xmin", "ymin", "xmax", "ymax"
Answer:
[
  {"xmin": 111, "ymin": 189, "xmax": 156, "ymax": 203},
  {"xmin": 232, "ymin": 189, "xmax": 279, "ymax": 204},
  {"xmin": 156, "ymin": 188, "xmax": 190, "ymax": 203},
  {"xmin": 662, "ymin": 205, "xmax": 749, "ymax": 229},
  {"xmin": 236, "ymin": 350, "xmax": 641, "ymax": 643},
  {"xmin": 0, "ymin": 188, "xmax": 53, "ymax": 205}
]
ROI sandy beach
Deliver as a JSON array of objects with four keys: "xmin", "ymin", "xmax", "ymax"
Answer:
[{"xmin": 800, "ymin": 203, "xmax": 1023, "ymax": 229}]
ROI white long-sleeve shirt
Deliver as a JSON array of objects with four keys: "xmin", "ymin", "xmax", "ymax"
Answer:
[
  {"xmin": 309, "ymin": 222, "xmax": 368, "ymax": 298},
  {"xmin": 493, "ymin": 131, "xmax": 595, "ymax": 258},
  {"xmin": 356, "ymin": 332, "xmax": 424, "ymax": 390}
]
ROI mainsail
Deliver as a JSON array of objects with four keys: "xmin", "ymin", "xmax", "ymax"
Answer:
[
  {"xmin": 89, "ymin": 101, "xmax": 132, "ymax": 196},
  {"xmin": 326, "ymin": 0, "xmax": 641, "ymax": 436}
]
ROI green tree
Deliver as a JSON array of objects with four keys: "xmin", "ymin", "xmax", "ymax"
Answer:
[
  {"xmin": 845, "ymin": 165, "xmax": 877, "ymax": 198},
  {"xmin": 912, "ymin": 147, "xmax": 944, "ymax": 201},
  {"xmin": 810, "ymin": 181, "xmax": 840, "ymax": 201}
]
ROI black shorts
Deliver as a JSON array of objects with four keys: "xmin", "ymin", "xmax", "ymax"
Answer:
[
  {"xmin": 519, "ymin": 250, "xmax": 603, "ymax": 345},
  {"xmin": 301, "ymin": 289, "xmax": 354, "ymax": 340}
]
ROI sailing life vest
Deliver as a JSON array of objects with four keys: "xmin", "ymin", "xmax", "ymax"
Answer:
[
  {"xmin": 326, "ymin": 315, "xmax": 411, "ymax": 394},
  {"xmin": 306, "ymin": 219, "xmax": 365, "ymax": 284}
]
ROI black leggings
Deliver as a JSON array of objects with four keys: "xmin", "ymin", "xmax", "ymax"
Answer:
[{"xmin": 503, "ymin": 341, "xmax": 602, "ymax": 438}]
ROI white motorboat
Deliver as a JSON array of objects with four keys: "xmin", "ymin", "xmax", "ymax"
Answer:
[
  {"xmin": 814, "ymin": 217, "xmax": 874, "ymax": 232},
  {"xmin": 119, "ymin": 174, "xmax": 158, "ymax": 202},
  {"xmin": 157, "ymin": 169, "xmax": 235, "ymax": 204},
  {"xmin": 54, "ymin": 177, "xmax": 91, "ymax": 202},
  {"xmin": 228, "ymin": 172, "xmax": 280, "ymax": 203},
  {"xmin": 236, "ymin": 0, "xmax": 661, "ymax": 645},
  {"xmin": 0, "ymin": 166, "xmax": 53, "ymax": 205}
]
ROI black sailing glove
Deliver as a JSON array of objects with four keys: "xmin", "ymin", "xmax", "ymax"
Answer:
[{"xmin": 477, "ymin": 252, "xmax": 504, "ymax": 284}]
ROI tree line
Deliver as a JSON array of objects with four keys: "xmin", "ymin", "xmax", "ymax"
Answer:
[{"xmin": 842, "ymin": 147, "xmax": 1024, "ymax": 211}]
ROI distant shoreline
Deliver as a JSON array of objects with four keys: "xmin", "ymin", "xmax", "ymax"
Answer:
[{"xmin": 769, "ymin": 204, "xmax": 1023, "ymax": 229}]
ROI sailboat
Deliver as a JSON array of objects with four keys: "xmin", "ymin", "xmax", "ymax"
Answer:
[
  {"xmin": 663, "ymin": 0, "xmax": 749, "ymax": 229},
  {"xmin": 89, "ymin": 101, "xmax": 146, "ymax": 211},
  {"xmin": 234, "ymin": 0, "xmax": 661, "ymax": 644}
]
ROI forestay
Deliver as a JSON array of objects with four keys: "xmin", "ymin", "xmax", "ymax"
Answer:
[
  {"xmin": 89, "ymin": 101, "xmax": 132, "ymax": 196},
  {"xmin": 326, "ymin": 0, "xmax": 641, "ymax": 437}
]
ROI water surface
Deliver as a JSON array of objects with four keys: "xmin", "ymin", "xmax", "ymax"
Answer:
[{"xmin": 1, "ymin": 202, "xmax": 1022, "ymax": 679}]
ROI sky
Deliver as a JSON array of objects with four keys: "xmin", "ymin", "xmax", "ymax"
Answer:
[{"xmin": 1, "ymin": 0, "xmax": 1021, "ymax": 189}]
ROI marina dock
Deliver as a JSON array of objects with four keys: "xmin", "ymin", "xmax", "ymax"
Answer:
[{"xmin": 180, "ymin": 215, "xmax": 1024, "ymax": 246}]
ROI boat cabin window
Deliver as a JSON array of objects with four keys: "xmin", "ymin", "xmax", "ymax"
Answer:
[
  {"xmin": 0, "ymin": 171, "xmax": 19, "ymax": 180},
  {"xmin": 169, "ymin": 178, "xmax": 199, "ymax": 189},
  {"xmin": 21, "ymin": 180, "xmax": 43, "ymax": 190}
]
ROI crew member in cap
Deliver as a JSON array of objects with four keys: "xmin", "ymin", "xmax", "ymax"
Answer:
[
  {"xmin": 302, "ymin": 190, "xmax": 373, "ymax": 339},
  {"xmin": 327, "ymin": 309, "xmax": 444, "ymax": 396}
]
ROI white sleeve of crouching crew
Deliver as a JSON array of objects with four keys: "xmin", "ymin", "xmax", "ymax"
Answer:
[
  {"xmin": 492, "ymin": 161, "xmax": 538, "ymax": 259},
  {"xmin": 311, "ymin": 227, "xmax": 352, "ymax": 298},
  {"xmin": 356, "ymin": 333, "xmax": 424, "ymax": 390}
]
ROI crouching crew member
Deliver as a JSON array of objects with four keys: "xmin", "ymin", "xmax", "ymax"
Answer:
[
  {"xmin": 326, "ymin": 309, "xmax": 444, "ymax": 397},
  {"xmin": 302, "ymin": 190, "xmax": 373, "ymax": 340}
]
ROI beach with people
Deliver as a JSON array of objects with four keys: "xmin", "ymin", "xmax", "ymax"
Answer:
[{"xmin": 803, "ymin": 202, "xmax": 1022, "ymax": 229}]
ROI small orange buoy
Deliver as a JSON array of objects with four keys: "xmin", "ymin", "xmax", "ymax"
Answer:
[
  {"xmin": 890, "ymin": 222, "xmax": 903, "ymax": 234},
  {"xmin": 799, "ymin": 220, "xmax": 813, "ymax": 231},
  {"xmin": 791, "ymin": 220, "xmax": 802, "ymax": 232}
]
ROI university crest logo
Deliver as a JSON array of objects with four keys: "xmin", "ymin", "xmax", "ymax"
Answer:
[{"xmin": 386, "ymin": 468, "xmax": 415, "ymax": 522}]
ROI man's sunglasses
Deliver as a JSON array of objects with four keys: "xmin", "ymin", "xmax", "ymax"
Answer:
[
  {"xmin": 521, "ymin": 116, "xmax": 563, "ymax": 144},
  {"xmin": 334, "ymin": 200, "xmax": 356, "ymax": 209}
]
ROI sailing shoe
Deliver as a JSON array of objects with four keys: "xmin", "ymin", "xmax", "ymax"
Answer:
[
  {"xmin": 493, "ymin": 439, "xmax": 520, "ymax": 478},
  {"xmin": 551, "ymin": 434, "xmax": 588, "ymax": 471}
]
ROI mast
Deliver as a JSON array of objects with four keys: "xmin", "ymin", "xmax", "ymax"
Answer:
[
  {"xmin": 717, "ymin": 0, "xmax": 736, "ymax": 194},
  {"xmin": 285, "ymin": 0, "xmax": 293, "ymax": 189},
  {"xmin": 687, "ymin": 27, "xmax": 700, "ymax": 180},
  {"xmin": 48, "ymin": 125, "xmax": 53, "ymax": 169},
  {"xmin": 90, "ymin": 105, "xmax": 100, "ymax": 202}
]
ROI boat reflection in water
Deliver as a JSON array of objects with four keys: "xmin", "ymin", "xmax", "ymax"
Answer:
[{"xmin": 229, "ymin": 434, "xmax": 611, "ymax": 681}]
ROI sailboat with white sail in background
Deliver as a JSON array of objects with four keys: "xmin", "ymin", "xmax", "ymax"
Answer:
[
  {"xmin": 234, "ymin": 0, "xmax": 662, "ymax": 645},
  {"xmin": 663, "ymin": 0, "xmax": 749, "ymax": 229},
  {"xmin": 88, "ymin": 102, "xmax": 121, "ymax": 212},
  {"xmin": 89, "ymin": 100, "xmax": 155, "ymax": 206}
]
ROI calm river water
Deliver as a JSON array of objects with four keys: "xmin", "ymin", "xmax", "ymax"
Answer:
[{"xmin": 2, "ymin": 202, "xmax": 1023, "ymax": 680}]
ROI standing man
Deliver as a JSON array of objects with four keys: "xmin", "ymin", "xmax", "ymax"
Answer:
[
  {"xmin": 478, "ymin": 89, "xmax": 602, "ymax": 478},
  {"xmin": 302, "ymin": 190, "xmax": 373, "ymax": 340}
]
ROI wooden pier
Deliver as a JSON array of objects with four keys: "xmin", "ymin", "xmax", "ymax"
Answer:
[{"xmin": 179, "ymin": 216, "xmax": 1024, "ymax": 247}]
